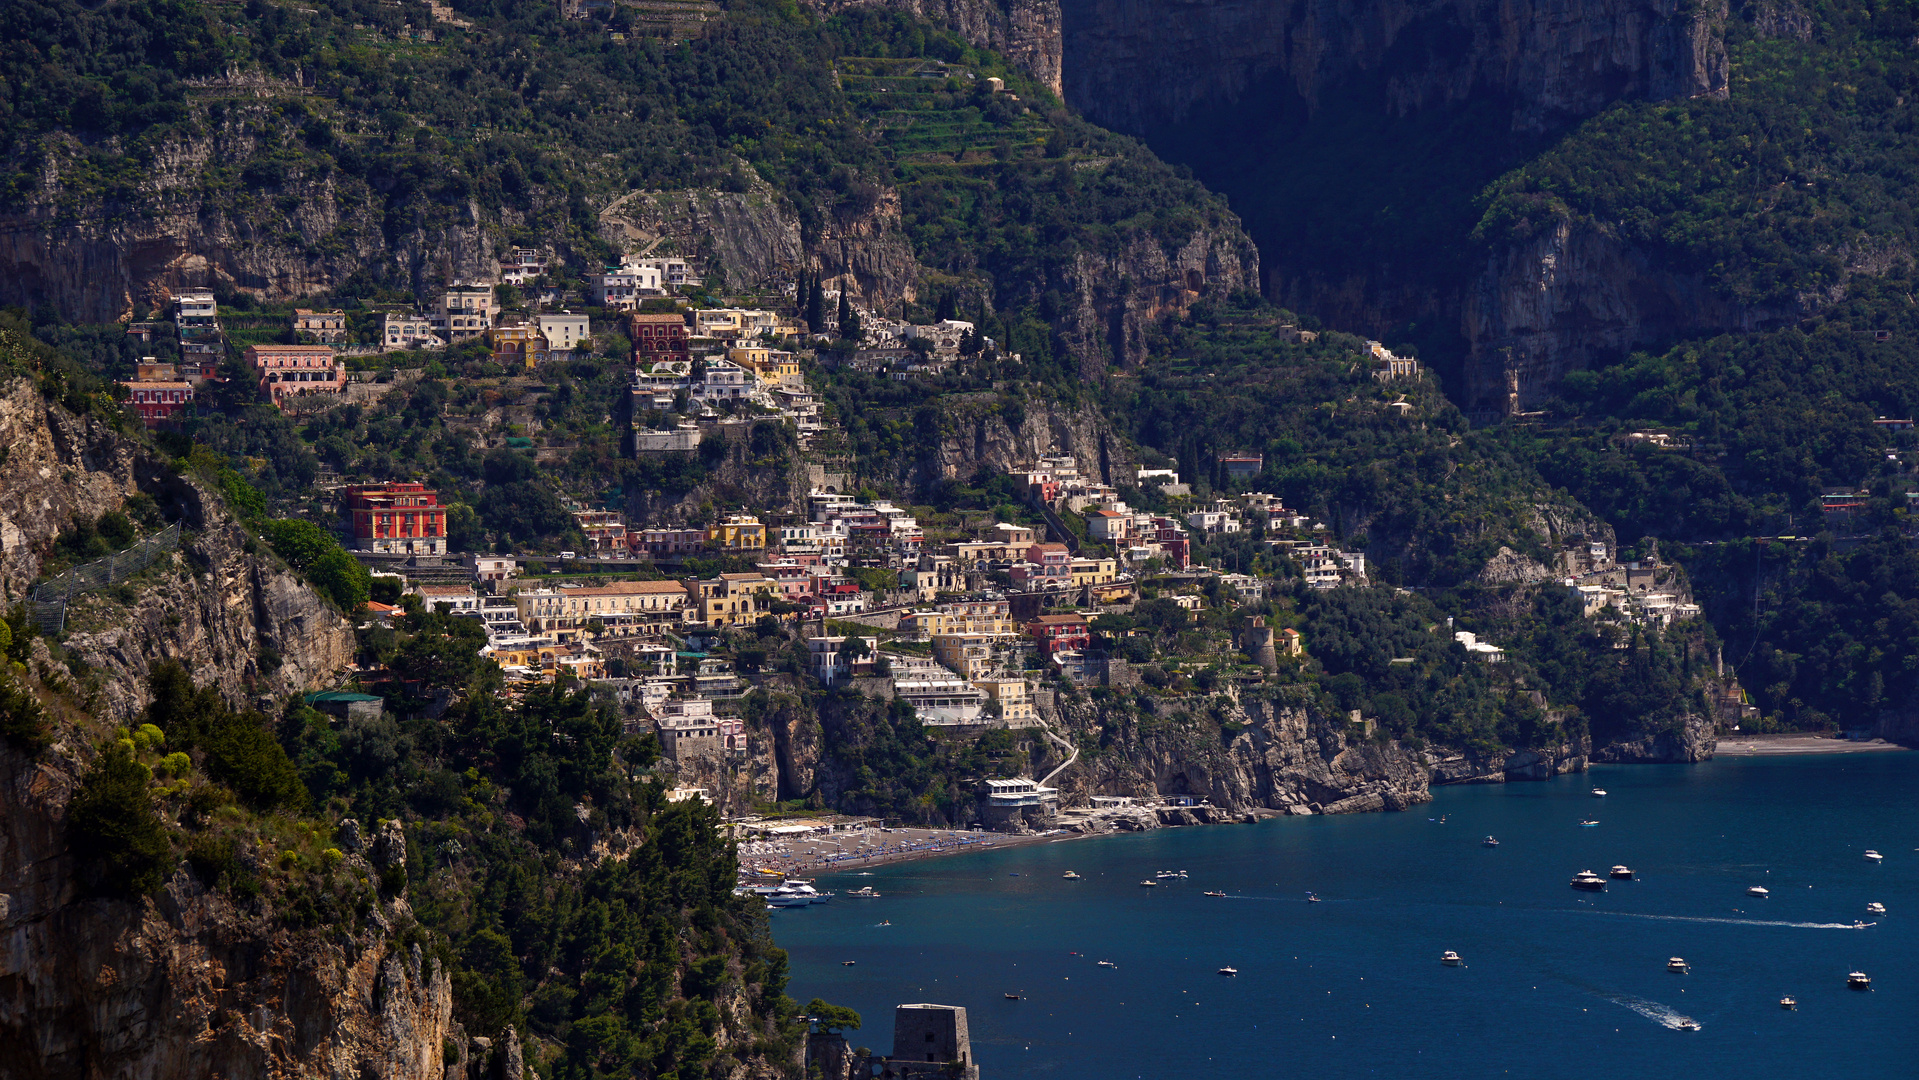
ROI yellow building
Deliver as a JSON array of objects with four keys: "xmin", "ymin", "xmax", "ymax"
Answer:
[
  {"xmin": 489, "ymin": 324, "xmax": 550, "ymax": 369},
  {"xmin": 1070, "ymin": 557, "xmax": 1118, "ymax": 587},
  {"xmin": 975, "ymin": 676, "xmax": 1039, "ymax": 727},
  {"xmin": 705, "ymin": 513, "xmax": 767, "ymax": 552},
  {"xmin": 489, "ymin": 641, "xmax": 605, "ymax": 680},
  {"xmin": 728, "ymin": 346, "xmax": 803, "ymax": 388},
  {"xmin": 901, "ymin": 599, "xmax": 1014, "ymax": 638},
  {"xmin": 689, "ymin": 572, "xmax": 779, "ymax": 627}
]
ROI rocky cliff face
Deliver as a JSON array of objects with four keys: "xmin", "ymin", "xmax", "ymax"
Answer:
[
  {"xmin": 926, "ymin": 395, "xmax": 1137, "ymax": 487},
  {"xmin": 1060, "ymin": 0, "xmax": 1726, "ymax": 138},
  {"xmin": 599, "ymin": 175, "xmax": 923, "ymax": 310},
  {"xmin": 803, "ymin": 0, "xmax": 1066, "ymax": 93},
  {"xmin": 0, "ymin": 377, "xmax": 355, "ymax": 721},
  {"xmin": 0, "ymin": 108, "xmax": 493, "ymax": 322},
  {"xmin": 0, "ymin": 738, "xmax": 473, "ymax": 1080},
  {"xmin": 1050, "ymin": 225, "xmax": 1261, "ymax": 375},
  {"xmin": 1047, "ymin": 690, "xmax": 1433, "ymax": 815}
]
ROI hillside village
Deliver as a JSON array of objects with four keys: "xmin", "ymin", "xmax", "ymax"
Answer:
[{"xmin": 84, "ymin": 243, "xmax": 1733, "ymax": 831}]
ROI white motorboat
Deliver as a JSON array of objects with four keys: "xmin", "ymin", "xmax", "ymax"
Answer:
[
  {"xmin": 1779, "ymin": 996, "xmax": 1796, "ymax": 1010},
  {"xmin": 848, "ymin": 886, "xmax": 882, "ymax": 898},
  {"xmin": 1139, "ymin": 880, "xmax": 1157, "ymax": 887},
  {"xmin": 1867, "ymin": 902, "xmax": 1886, "ymax": 915},
  {"xmin": 809, "ymin": 891, "xmax": 835, "ymax": 904},
  {"xmin": 1155, "ymin": 870, "xmax": 1188, "ymax": 879},
  {"xmin": 766, "ymin": 894, "xmax": 813, "ymax": 908},
  {"xmin": 1578, "ymin": 820, "xmax": 1601, "ymax": 828},
  {"xmin": 1571, "ymin": 870, "xmax": 1607, "ymax": 892},
  {"xmin": 1096, "ymin": 960, "xmax": 1117, "ymax": 968},
  {"xmin": 1848, "ymin": 971, "xmax": 1872, "ymax": 990},
  {"xmin": 1440, "ymin": 951, "xmax": 1464, "ymax": 967},
  {"xmin": 1864, "ymin": 850, "xmax": 1883, "ymax": 862},
  {"xmin": 1062, "ymin": 871, "xmax": 1081, "ymax": 880},
  {"xmin": 1668, "ymin": 957, "xmax": 1690, "ymax": 974},
  {"xmin": 1217, "ymin": 966, "xmax": 1238, "ymax": 976},
  {"xmin": 1678, "ymin": 1020, "xmax": 1701, "ymax": 1032},
  {"xmin": 1591, "ymin": 788, "xmax": 1607, "ymax": 798},
  {"xmin": 1482, "ymin": 836, "xmax": 1500, "ymax": 847},
  {"xmin": 1610, "ymin": 865, "xmax": 1634, "ymax": 880},
  {"xmin": 1203, "ymin": 890, "xmax": 1227, "ymax": 898},
  {"xmin": 1748, "ymin": 886, "xmax": 1770, "ymax": 898}
]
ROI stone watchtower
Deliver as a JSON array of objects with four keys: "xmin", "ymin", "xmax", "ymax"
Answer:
[
  {"xmin": 886, "ymin": 1004, "xmax": 978, "ymax": 1079},
  {"xmin": 1243, "ymin": 616, "xmax": 1278, "ymax": 672}
]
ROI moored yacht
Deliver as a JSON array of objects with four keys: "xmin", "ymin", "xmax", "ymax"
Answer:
[
  {"xmin": 1668, "ymin": 957, "xmax": 1690, "ymax": 973},
  {"xmin": 848, "ymin": 886, "xmax": 881, "ymax": 898},
  {"xmin": 1848, "ymin": 971, "xmax": 1872, "ymax": 990},
  {"xmin": 1591, "ymin": 788, "xmax": 1607, "ymax": 798},
  {"xmin": 766, "ymin": 893, "xmax": 813, "ymax": 908},
  {"xmin": 1748, "ymin": 886, "xmax": 1770, "ymax": 898},
  {"xmin": 1440, "ymin": 951, "xmax": 1464, "ymax": 967},
  {"xmin": 1062, "ymin": 871, "xmax": 1081, "ymax": 880},
  {"xmin": 1610, "ymin": 865, "xmax": 1634, "ymax": 880},
  {"xmin": 1218, "ymin": 966, "xmax": 1238, "ymax": 976},
  {"xmin": 1571, "ymin": 870, "xmax": 1607, "ymax": 891},
  {"xmin": 1864, "ymin": 850, "xmax": 1884, "ymax": 862},
  {"xmin": 1139, "ymin": 879, "xmax": 1157, "ymax": 888},
  {"xmin": 1867, "ymin": 902, "xmax": 1886, "ymax": 915},
  {"xmin": 1779, "ymin": 996, "xmax": 1797, "ymax": 1010},
  {"xmin": 1482, "ymin": 836, "xmax": 1500, "ymax": 847}
]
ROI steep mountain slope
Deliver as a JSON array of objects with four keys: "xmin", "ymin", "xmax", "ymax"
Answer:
[
  {"xmin": 0, "ymin": 0, "xmax": 1253, "ymax": 371},
  {"xmin": 0, "ymin": 367, "xmax": 806, "ymax": 1077}
]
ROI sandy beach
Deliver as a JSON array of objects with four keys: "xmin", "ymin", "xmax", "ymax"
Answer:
[{"xmin": 1715, "ymin": 734, "xmax": 1909, "ymax": 756}]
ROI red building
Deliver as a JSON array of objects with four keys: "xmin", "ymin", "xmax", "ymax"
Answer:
[
  {"xmin": 1027, "ymin": 613, "xmax": 1090, "ymax": 656},
  {"xmin": 121, "ymin": 378, "xmax": 194, "ymax": 427},
  {"xmin": 345, "ymin": 482, "xmax": 447, "ymax": 555},
  {"xmin": 245, "ymin": 344, "xmax": 344, "ymax": 406},
  {"xmin": 630, "ymin": 312, "xmax": 691, "ymax": 364}
]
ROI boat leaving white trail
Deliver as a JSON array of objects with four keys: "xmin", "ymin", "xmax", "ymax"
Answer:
[
  {"xmin": 1600, "ymin": 993, "xmax": 1701, "ymax": 1031},
  {"xmin": 1581, "ymin": 910, "xmax": 1872, "ymax": 931}
]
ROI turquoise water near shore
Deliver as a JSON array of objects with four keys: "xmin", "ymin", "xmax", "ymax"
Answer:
[{"xmin": 775, "ymin": 754, "xmax": 1918, "ymax": 1078}]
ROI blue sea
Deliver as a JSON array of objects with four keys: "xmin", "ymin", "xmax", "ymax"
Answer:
[{"xmin": 774, "ymin": 753, "xmax": 1918, "ymax": 1078}]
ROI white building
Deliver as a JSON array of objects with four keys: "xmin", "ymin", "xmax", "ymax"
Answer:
[
  {"xmin": 434, "ymin": 286, "xmax": 495, "ymax": 341},
  {"xmin": 537, "ymin": 313, "xmax": 591, "ymax": 353},
  {"xmin": 590, "ymin": 266, "xmax": 664, "ymax": 309},
  {"xmin": 382, "ymin": 313, "xmax": 441, "ymax": 351},
  {"xmin": 895, "ymin": 677, "xmax": 987, "ymax": 726}
]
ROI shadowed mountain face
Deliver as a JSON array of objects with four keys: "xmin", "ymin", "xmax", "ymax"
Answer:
[{"xmin": 1057, "ymin": 0, "xmax": 1730, "ymax": 401}]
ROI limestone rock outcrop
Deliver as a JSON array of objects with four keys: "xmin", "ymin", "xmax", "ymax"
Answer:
[
  {"xmin": 1589, "ymin": 713, "xmax": 1717, "ymax": 763},
  {"xmin": 0, "ymin": 738, "xmax": 457, "ymax": 1080},
  {"xmin": 0, "ymin": 376, "xmax": 354, "ymax": 720},
  {"xmin": 1047, "ymin": 691, "xmax": 1434, "ymax": 815}
]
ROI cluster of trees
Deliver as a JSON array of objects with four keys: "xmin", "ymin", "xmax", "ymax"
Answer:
[
  {"xmin": 53, "ymin": 637, "xmax": 811, "ymax": 1073},
  {"xmin": 1107, "ymin": 293, "xmax": 1573, "ymax": 586}
]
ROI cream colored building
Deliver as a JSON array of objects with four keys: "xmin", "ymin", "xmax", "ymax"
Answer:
[
  {"xmin": 901, "ymin": 599, "xmax": 1014, "ymax": 638},
  {"xmin": 514, "ymin": 580, "xmax": 691, "ymax": 640}
]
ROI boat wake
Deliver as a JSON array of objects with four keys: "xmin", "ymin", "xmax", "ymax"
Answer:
[
  {"xmin": 1586, "ymin": 911, "xmax": 1871, "ymax": 931},
  {"xmin": 1601, "ymin": 993, "xmax": 1701, "ymax": 1032}
]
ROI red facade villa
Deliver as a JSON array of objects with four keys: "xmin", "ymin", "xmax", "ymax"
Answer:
[{"xmin": 345, "ymin": 482, "xmax": 448, "ymax": 555}]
